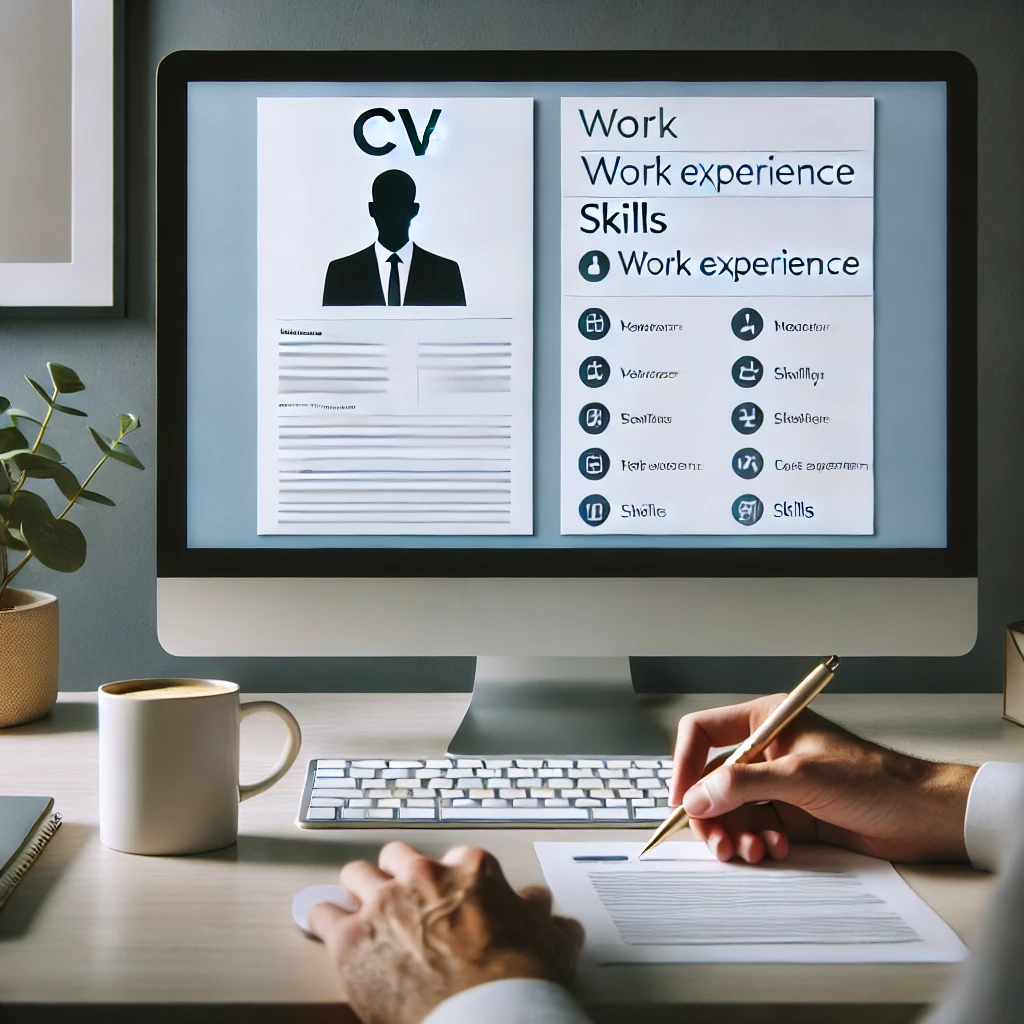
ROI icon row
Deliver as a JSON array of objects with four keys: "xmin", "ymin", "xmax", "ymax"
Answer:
[
  {"xmin": 576, "ymin": 493, "xmax": 764, "ymax": 527},
  {"xmin": 576, "ymin": 305, "xmax": 764, "ymax": 341}
]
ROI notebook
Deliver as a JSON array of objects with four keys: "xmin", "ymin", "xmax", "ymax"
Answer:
[{"xmin": 0, "ymin": 796, "xmax": 62, "ymax": 911}]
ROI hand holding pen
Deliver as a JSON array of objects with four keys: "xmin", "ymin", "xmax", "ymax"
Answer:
[{"xmin": 655, "ymin": 658, "xmax": 976, "ymax": 864}]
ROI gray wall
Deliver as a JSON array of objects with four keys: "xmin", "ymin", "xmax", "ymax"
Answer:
[{"xmin": 1, "ymin": 0, "xmax": 1020, "ymax": 695}]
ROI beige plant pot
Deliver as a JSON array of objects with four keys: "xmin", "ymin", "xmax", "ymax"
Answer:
[{"xmin": 0, "ymin": 589, "xmax": 59, "ymax": 728}]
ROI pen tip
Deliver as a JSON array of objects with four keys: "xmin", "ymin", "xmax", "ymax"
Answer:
[{"xmin": 825, "ymin": 654, "xmax": 840, "ymax": 671}]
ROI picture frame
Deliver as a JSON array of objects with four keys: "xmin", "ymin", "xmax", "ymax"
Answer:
[{"xmin": 0, "ymin": 0, "xmax": 120, "ymax": 314}]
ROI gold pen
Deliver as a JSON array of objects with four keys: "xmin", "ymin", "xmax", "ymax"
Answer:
[{"xmin": 638, "ymin": 654, "xmax": 840, "ymax": 859}]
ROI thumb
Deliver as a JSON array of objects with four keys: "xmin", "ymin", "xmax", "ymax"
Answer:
[
  {"xmin": 307, "ymin": 900, "xmax": 349, "ymax": 944},
  {"xmin": 681, "ymin": 760, "xmax": 803, "ymax": 818}
]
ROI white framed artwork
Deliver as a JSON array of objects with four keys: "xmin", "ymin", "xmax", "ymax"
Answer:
[{"xmin": 0, "ymin": 0, "xmax": 116, "ymax": 309}]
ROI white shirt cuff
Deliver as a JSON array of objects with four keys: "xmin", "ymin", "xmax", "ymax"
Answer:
[
  {"xmin": 964, "ymin": 761, "xmax": 1024, "ymax": 872},
  {"xmin": 421, "ymin": 978, "xmax": 593, "ymax": 1024}
]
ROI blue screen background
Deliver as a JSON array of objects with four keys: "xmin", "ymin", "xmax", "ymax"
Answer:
[{"xmin": 186, "ymin": 80, "xmax": 947, "ymax": 549}]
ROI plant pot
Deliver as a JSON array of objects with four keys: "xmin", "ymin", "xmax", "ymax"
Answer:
[{"xmin": 0, "ymin": 589, "xmax": 59, "ymax": 728}]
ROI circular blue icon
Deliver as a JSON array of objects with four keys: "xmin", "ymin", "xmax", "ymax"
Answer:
[
  {"xmin": 579, "ymin": 493, "xmax": 611, "ymax": 526},
  {"xmin": 731, "ymin": 307, "xmax": 764, "ymax": 340},
  {"xmin": 579, "ymin": 448, "xmax": 609, "ymax": 480},
  {"xmin": 732, "ymin": 494, "xmax": 764, "ymax": 526},
  {"xmin": 579, "ymin": 402, "xmax": 609, "ymax": 434},
  {"xmin": 732, "ymin": 355, "xmax": 764, "ymax": 388},
  {"xmin": 731, "ymin": 402, "xmax": 763, "ymax": 434},
  {"xmin": 732, "ymin": 448, "xmax": 763, "ymax": 480},
  {"xmin": 579, "ymin": 356, "xmax": 610, "ymax": 388},
  {"xmin": 578, "ymin": 307, "xmax": 610, "ymax": 340},
  {"xmin": 579, "ymin": 250, "xmax": 610, "ymax": 282}
]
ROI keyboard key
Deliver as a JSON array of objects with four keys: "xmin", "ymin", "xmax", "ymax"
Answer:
[
  {"xmin": 568, "ymin": 769, "xmax": 595, "ymax": 778},
  {"xmin": 425, "ymin": 759, "xmax": 453, "ymax": 769},
  {"xmin": 513, "ymin": 798, "xmax": 540, "ymax": 808},
  {"xmin": 607, "ymin": 760, "xmax": 632, "ymax": 769},
  {"xmin": 546, "ymin": 759, "xmax": 574, "ymax": 768},
  {"xmin": 529, "ymin": 788, "xmax": 556, "ymax": 799},
  {"xmin": 507, "ymin": 768, "xmax": 534, "ymax": 778},
  {"xmin": 634, "ymin": 760, "xmax": 662, "ymax": 769},
  {"xmin": 483, "ymin": 759, "xmax": 513, "ymax": 769},
  {"xmin": 415, "ymin": 768, "xmax": 443, "ymax": 779},
  {"xmin": 366, "ymin": 808, "xmax": 396, "ymax": 819},
  {"xmin": 515, "ymin": 759, "xmax": 544, "ymax": 768},
  {"xmin": 482, "ymin": 799, "xmax": 509, "ymax": 808},
  {"xmin": 313, "ymin": 778, "xmax": 357, "ymax": 789},
  {"xmin": 381, "ymin": 769, "xmax": 412, "ymax": 779},
  {"xmin": 658, "ymin": 768, "xmax": 674, "ymax": 779},
  {"xmin": 314, "ymin": 768, "xmax": 349, "ymax": 778},
  {"xmin": 544, "ymin": 798, "xmax": 570, "ymax": 807},
  {"xmin": 574, "ymin": 798, "xmax": 602, "ymax": 807},
  {"xmin": 499, "ymin": 789, "xmax": 519, "ymax": 799},
  {"xmin": 348, "ymin": 798, "xmax": 373, "ymax": 807},
  {"xmin": 362, "ymin": 779, "xmax": 388, "ymax": 789},
  {"xmin": 306, "ymin": 807, "xmax": 337, "ymax": 820},
  {"xmin": 352, "ymin": 760, "xmax": 387, "ymax": 769},
  {"xmin": 598, "ymin": 769, "xmax": 625, "ymax": 779},
  {"xmin": 452, "ymin": 799, "xmax": 481, "ymax": 807},
  {"xmin": 312, "ymin": 788, "xmax": 359, "ymax": 798},
  {"xmin": 349, "ymin": 768, "xmax": 376, "ymax": 779},
  {"xmin": 631, "ymin": 798, "xmax": 655, "ymax": 807},
  {"xmin": 658, "ymin": 759, "xmax": 674, "ymax": 768},
  {"xmin": 342, "ymin": 808, "xmax": 369, "ymax": 819},
  {"xmin": 424, "ymin": 778, "xmax": 454, "ymax": 789},
  {"xmin": 400, "ymin": 807, "xmax": 437, "ymax": 820},
  {"xmin": 406, "ymin": 798, "xmax": 435, "ymax": 807},
  {"xmin": 376, "ymin": 799, "xmax": 402, "ymax": 808},
  {"xmin": 632, "ymin": 807, "xmax": 670, "ymax": 820},
  {"xmin": 538, "ymin": 768, "xmax": 565, "ymax": 778},
  {"xmin": 467, "ymin": 788, "xmax": 491, "ymax": 800},
  {"xmin": 592, "ymin": 808, "xmax": 629, "ymax": 821},
  {"xmin": 578, "ymin": 759, "xmax": 604, "ymax": 768},
  {"xmin": 456, "ymin": 759, "xmax": 484, "ymax": 768},
  {"xmin": 316, "ymin": 759, "xmax": 348, "ymax": 768},
  {"xmin": 387, "ymin": 761, "xmax": 423, "ymax": 768},
  {"xmin": 620, "ymin": 789, "xmax": 645, "ymax": 799},
  {"xmin": 309, "ymin": 798, "xmax": 345, "ymax": 807},
  {"xmin": 441, "ymin": 808, "xmax": 589, "ymax": 821},
  {"xmin": 605, "ymin": 797, "xmax": 627, "ymax": 806}
]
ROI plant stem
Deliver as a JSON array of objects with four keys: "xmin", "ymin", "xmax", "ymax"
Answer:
[
  {"xmin": 1, "ymin": 552, "xmax": 31, "ymax": 599},
  {"xmin": 9, "ymin": 385, "xmax": 57, "ymax": 499},
  {"xmin": 30, "ymin": 388, "xmax": 57, "ymax": 454},
  {"xmin": 58, "ymin": 454, "xmax": 110, "ymax": 520}
]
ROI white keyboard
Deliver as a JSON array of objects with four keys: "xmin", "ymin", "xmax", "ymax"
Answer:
[{"xmin": 297, "ymin": 757, "xmax": 674, "ymax": 827}]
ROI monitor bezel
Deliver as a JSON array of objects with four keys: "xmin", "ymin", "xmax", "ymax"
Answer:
[{"xmin": 156, "ymin": 49, "xmax": 977, "ymax": 579}]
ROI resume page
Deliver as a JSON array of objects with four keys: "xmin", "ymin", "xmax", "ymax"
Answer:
[
  {"xmin": 256, "ymin": 97, "xmax": 533, "ymax": 535},
  {"xmin": 560, "ymin": 97, "xmax": 876, "ymax": 534}
]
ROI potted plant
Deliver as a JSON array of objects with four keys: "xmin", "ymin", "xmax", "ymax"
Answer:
[{"xmin": 0, "ymin": 362, "xmax": 143, "ymax": 727}]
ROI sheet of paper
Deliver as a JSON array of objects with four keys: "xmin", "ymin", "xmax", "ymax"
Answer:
[
  {"xmin": 535, "ymin": 841, "xmax": 967, "ymax": 964},
  {"xmin": 256, "ymin": 96, "xmax": 533, "ymax": 535},
  {"xmin": 559, "ymin": 97, "xmax": 875, "ymax": 535}
]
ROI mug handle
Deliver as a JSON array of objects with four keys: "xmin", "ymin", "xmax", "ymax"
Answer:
[{"xmin": 238, "ymin": 701, "xmax": 303, "ymax": 801}]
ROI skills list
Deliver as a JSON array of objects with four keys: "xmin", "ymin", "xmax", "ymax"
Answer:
[{"xmin": 560, "ymin": 96, "xmax": 876, "ymax": 535}]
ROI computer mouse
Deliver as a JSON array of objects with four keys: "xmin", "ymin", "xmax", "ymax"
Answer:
[{"xmin": 291, "ymin": 883, "xmax": 359, "ymax": 937}]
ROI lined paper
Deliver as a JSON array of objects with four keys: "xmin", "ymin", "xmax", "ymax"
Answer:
[{"xmin": 535, "ymin": 841, "xmax": 968, "ymax": 964}]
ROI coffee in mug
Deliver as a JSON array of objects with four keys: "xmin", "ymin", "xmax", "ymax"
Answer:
[{"xmin": 98, "ymin": 678, "xmax": 302, "ymax": 855}]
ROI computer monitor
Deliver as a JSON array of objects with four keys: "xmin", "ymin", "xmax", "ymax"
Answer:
[{"xmin": 156, "ymin": 51, "xmax": 977, "ymax": 755}]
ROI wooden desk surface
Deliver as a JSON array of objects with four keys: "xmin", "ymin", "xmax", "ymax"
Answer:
[{"xmin": 1, "ymin": 691, "xmax": 1022, "ymax": 1024}]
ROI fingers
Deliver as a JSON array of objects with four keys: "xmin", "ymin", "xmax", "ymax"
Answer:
[
  {"xmin": 307, "ymin": 899, "xmax": 349, "ymax": 942},
  {"xmin": 519, "ymin": 884, "xmax": 553, "ymax": 916},
  {"xmin": 378, "ymin": 840, "xmax": 431, "ymax": 880},
  {"xmin": 670, "ymin": 695, "xmax": 784, "ymax": 804},
  {"xmin": 552, "ymin": 913, "xmax": 586, "ymax": 954},
  {"xmin": 682, "ymin": 759, "xmax": 806, "ymax": 820},
  {"xmin": 340, "ymin": 859, "xmax": 390, "ymax": 903}
]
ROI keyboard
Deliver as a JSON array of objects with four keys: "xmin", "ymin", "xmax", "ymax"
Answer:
[{"xmin": 297, "ymin": 757, "xmax": 674, "ymax": 827}]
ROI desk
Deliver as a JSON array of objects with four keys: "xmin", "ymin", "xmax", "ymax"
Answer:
[{"xmin": 1, "ymin": 691, "xmax": 1021, "ymax": 1024}]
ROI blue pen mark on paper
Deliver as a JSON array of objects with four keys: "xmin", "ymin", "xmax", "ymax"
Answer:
[{"xmin": 572, "ymin": 855, "xmax": 630, "ymax": 862}]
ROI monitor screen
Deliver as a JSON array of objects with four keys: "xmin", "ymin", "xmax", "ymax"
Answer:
[{"xmin": 158, "ymin": 52, "xmax": 975, "ymax": 578}]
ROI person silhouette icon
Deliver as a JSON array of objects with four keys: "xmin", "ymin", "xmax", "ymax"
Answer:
[
  {"xmin": 323, "ymin": 169, "xmax": 466, "ymax": 306},
  {"xmin": 587, "ymin": 255, "xmax": 601, "ymax": 276}
]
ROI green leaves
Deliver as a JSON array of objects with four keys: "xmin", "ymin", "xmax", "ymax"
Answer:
[
  {"xmin": 0, "ymin": 426, "xmax": 29, "ymax": 458},
  {"xmin": 118, "ymin": 413, "xmax": 140, "ymax": 435},
  {"xmin": 90, "ymin": 428, "xmax": 145, "ymax": 470},
  {"xmin": 6, "ymin": 491, "xmax": 86, "ymax": 572},
  {"xmin": 48, "ymin": 362, "xmax": 86, "ymax": 394},
  {"xmin": 25, "ymin": 377, "xmax": 86, "ymax": 417},
  {"xmin": 7, "ymin": 408, "xmax": 42, "ymax": 428},
  {"xmin": 9, "ymin": 452, "xmax": 81, "ymax": 501},
  {"xmin": 79, "ymin": 490, "xmax": 115, "ymax": 507}
]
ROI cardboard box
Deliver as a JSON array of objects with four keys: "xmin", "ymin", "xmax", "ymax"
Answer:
[{"xmin": 1004, "ymin": 621, "xmax": 1024, "ymax": 726}]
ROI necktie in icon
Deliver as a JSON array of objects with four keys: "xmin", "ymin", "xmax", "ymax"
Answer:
[{"xmin": 387, "ymin": 253, "xmax": 401, "ymax": 306}]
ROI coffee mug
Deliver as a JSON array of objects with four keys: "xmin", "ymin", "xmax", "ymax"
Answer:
[{"xmin": 98, "ymin": 678, "xmax": 302, "ymax": 855}]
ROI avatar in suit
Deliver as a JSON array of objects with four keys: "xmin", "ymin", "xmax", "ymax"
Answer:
[{"xmin": 323, "ymin": 169, "xmax": 466, "ymax": 306}]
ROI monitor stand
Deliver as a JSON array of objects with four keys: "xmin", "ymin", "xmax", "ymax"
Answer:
[{"xmin": 446, "ymin": 656, "xmax": 668, "ymax": 757}]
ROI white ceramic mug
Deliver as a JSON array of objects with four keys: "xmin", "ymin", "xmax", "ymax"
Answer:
[{"xmin": 98, "ymin": 678, "xmax": 302, "ymax": 855}]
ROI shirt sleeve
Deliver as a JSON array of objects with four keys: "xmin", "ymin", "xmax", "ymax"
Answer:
[
  {"xmin": 420, "ymin": 979, "xmax": 594, "ymax": 1024},
  {"xmin": 964, "ymin": 761, "xmax": 1024, "ymax": 872}
]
